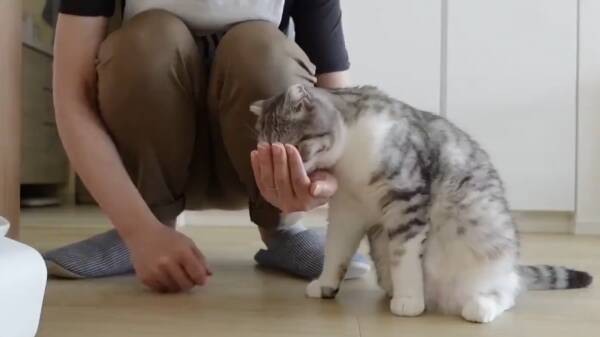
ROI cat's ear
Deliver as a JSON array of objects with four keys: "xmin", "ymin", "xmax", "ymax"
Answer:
[
  {"xmin": 249, "ymin": 100, "xmax": 264, "ymax": 116},
  {"xmin": 286, "ymin": 84, "xmax": 311, "ymax": 104}
]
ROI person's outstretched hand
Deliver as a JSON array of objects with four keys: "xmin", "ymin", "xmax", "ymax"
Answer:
[
  {"xmin": 250, "ymin": 143, "xmax": 338, "ymax": 214},
  {"xmin": 126, "ymin": 224, "xmax": 212, "ymax": 292}
]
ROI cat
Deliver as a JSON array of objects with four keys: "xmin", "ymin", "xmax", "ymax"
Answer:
[{"xmin": 250, "ymin": 84, "xmax": 593, "ymax": 323}]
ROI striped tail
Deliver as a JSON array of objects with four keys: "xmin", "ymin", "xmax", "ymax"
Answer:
[{"xmin": 519, "ymin": 265, "xmax": 593, "ymax": 290}]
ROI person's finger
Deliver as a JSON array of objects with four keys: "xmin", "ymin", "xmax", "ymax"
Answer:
[
  {"xmin": 285, "ymin": 144, "xmax": 310, "ymax": 197},
  {"xmin": 165, "ymin": 262, "xmax": 194, "ymax": 291},
  {"xmin": 141, "ymin": 275, "xmax": 166, "ymax": 293},
  {"xmin": 258, "ymin": 143, "xmax": 276, "ymax": 195},
  {"xmin": 309, "ymin": 171, "xmax": 338, "ymax": 198},
  {"xmin": 251, "ymin": 150, "xmax": 265, "ymax": 196},
  {"xmin": 182, "ymin": 250, "xmax": 208, "ymax": 285},
  {"xmin": 191, "ymin": 245, "xmax": 212, "ymax": 276},
  {"xmin": 251, "ymin": 150, "xmax": 261, "ymax": 184},
  {"xmin": 272, "ymin": 143, "xmax": 295, "ymax": 199},
  {"xmin": 155, "ymin": 268, "xmax": 178, "ymax": 293},
  {"xmin": 306, "ymin": 197, "xmax": 330, "ymax": 211},
  {"xmin": 308, "ymin": 170, "xmax": 331, "ymax": 182}
]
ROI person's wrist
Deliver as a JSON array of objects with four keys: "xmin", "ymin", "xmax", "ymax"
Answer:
[
  {"xmin": 280, "ymin": 211, "xmax": 305, "ymax": 224},
  {"xmin": 117, "ymin": 216, "xmax": 163, "ymax": 245}
]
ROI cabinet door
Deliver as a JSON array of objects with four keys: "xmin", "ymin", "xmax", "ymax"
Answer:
[
  {"xmin": 21, "ymin": 46, "xmax": 68, "ymax": 185},
  {"xmin": 445, "ymin": 0, "xmax": 577, "ymax": 210},
  {"xmin": 576, "ymin": 0, "xmax": 600, "ymax": 230},
  {"xmin": 342, "ymin": 0, "xmax": 442, "ymax": 113}
]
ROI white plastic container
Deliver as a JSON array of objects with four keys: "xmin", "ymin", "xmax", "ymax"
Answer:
[
  {"xmin": 0, "ymin": 217, "xmax": 9, "ymax": 237},
  {"xmin": 0, "ymin": 216, "xmax": 47, "ymax": 337}
]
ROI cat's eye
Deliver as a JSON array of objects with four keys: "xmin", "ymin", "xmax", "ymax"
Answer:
[{"xmin": 298, "ymin": 132, "xmax": 329, "ymax": 143}]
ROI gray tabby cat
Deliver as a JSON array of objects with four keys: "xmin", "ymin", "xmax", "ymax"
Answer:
[{"xmin": 250, "ymin": 84, "xmax": 592, "ymax": 323}]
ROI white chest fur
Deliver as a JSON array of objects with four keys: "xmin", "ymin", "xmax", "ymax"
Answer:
[{"xmin": 332, "ymin": 114, "xmax": 394, "ymax": 224}]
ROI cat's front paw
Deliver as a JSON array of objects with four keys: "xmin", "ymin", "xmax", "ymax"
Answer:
[
  {"xmin": 306, "ymin": 280, "xmax": 323, "ymax": 298},
  {"xmin": 306, "ymin": 280, "xmax": 339, "ymax": 299},
  {"xmin": 390, "ymin": 296, "xmax": 425, "ymax": 317},
  {"xmin": 461, "ymin": 296, "xmax": 500, "ymax": 323}
]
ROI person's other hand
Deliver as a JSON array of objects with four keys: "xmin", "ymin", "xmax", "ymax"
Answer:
[
  {"xmin": 250, "ymin": 143, "xmax": 338, "ymax": 214},
  {"xmin": 126, "ymin": 224, "xmax": 212, "ymax": 292}
]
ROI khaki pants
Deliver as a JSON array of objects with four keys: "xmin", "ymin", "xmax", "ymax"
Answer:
[{"xmin": 96, "ymin": 10, "xmax": 316, "ymax": 228}]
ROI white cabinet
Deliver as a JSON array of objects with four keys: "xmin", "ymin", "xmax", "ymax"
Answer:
[
  {"xmin": 575, "ymin": 0, "xmax": 600, "ymax": 233},
  {"xmin": 343, "ymin": 0, "xmax": 578, "ymax": 211},
  {"xmin": 445, "ymin": 0, "xmax": 577, "ymax": 211},
  {"xmin": 343, "ymin": 0, "xmax": 442, "ymax": 113}
]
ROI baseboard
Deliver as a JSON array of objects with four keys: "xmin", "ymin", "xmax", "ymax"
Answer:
[
  {"xmin": 178, "ymin": 208, "xmax": 329, "ymax": 229},
  {"xmin": 181, "ymin": 208, "xmax": 579, "ymax": 234},
  {"xmin": 574, "ymin": 220, "xmax": 600, "ymax": 235},
  {"xmin": 512, "ymin": 211, "xmax": 574, "ymax": 234}
]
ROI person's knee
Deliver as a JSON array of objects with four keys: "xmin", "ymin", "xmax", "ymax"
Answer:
[
  {"xmin": 220, "ymin": 21, "xmax": 283, "ymax": 57},
  {"xmin": 104, "ymin": 9, "xmax": 195, "ymax": 74},
  {"xmin": 97, "ymin": 9, "xmax": 197, "ymax": 136},
  {"xmin": 216, "ymin": 21, "xmax": 309, "ymax": 94}
]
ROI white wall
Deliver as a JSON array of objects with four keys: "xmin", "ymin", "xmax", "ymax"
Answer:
[{"xmin": 343, "ymin": 0, "xmax": 442, "ymax": 113}]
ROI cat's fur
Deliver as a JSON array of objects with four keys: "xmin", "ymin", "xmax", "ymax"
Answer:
[{"xmin": 250, "ymin": 84, "xmax": 592, "ymax": 323}]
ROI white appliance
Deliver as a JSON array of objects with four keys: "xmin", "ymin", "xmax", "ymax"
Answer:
[{"xmin": 0, "ymin": 217, "xmax": 47, "ymax": 337}]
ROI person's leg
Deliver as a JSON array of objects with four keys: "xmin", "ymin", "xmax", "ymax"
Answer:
[
  {"xmin": 209, "ymin": 21, "xmax": 316, "ymax": 230},
  {"xmin": 209, "ymin": 21, "xmax": 369, "ymax": 279},
  {"xmin": 45, "ymin": 10, "xmax": 210, "ymax": 278}
]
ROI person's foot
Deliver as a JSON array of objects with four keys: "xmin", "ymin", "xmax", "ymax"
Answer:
[
  {"xmin": 254, "ymin": 227, "xmax": 371, "ymax": 280},
  {"xmin": 43, "ymin": 229, "xmax": 134, "ymax": 279}
]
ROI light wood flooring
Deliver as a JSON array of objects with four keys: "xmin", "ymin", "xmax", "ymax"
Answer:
[{"xmin": 19, "ymin": 206, "xmax": 600, "ymax": 337}]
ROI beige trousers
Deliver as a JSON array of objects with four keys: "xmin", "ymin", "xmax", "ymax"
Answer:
[{"xmin": 96, "ymin": 10, "xmax": 316, "ymax": 228}]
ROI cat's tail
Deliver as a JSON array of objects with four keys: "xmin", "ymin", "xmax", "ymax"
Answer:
[{"xmin": 518, "ymin": 265, "xmax": 593, "ymax": 290}]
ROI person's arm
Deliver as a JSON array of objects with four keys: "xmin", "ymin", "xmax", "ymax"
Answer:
[
  {"xmin": 53, "ymin": 14, "xmax": 209, "ymax": 292},
  {"xmin": 317, "ymin": 71, "xmax": 350, "ymax": 89},
  {"xmin": 292, "ymin": 0, "xmax": 350, "ymax": 89},
  {"xmin": 53, "ymin": 15, "xmax": 157, "ymax": 248}
]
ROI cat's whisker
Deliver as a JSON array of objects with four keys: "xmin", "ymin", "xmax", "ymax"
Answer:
[{"xmin": 245, "ymin": 124, "xmax": 260, "ymax": 141}]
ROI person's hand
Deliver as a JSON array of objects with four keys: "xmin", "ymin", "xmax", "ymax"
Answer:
[
  {"xmin": 125, "ymin": 223, "xmax": 212, "ymax": 292},
  {"xmin": 250, "ymin": 143, "xmax": 338, "ymax": 214}
]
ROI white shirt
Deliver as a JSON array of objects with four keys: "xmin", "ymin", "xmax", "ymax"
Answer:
[{"xmin": 124, "ymin": 0, "xmax": 285, "ymax": 35}]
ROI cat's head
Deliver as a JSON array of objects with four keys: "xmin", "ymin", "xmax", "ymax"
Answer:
[{"xmin": 250, "ymin": 84, "xmax": 346, "ymax": 172}]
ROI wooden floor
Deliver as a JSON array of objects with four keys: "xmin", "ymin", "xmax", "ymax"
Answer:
[{"xmin": 20, "ymin": 207, "xmax": 600, "ymax": 337}]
